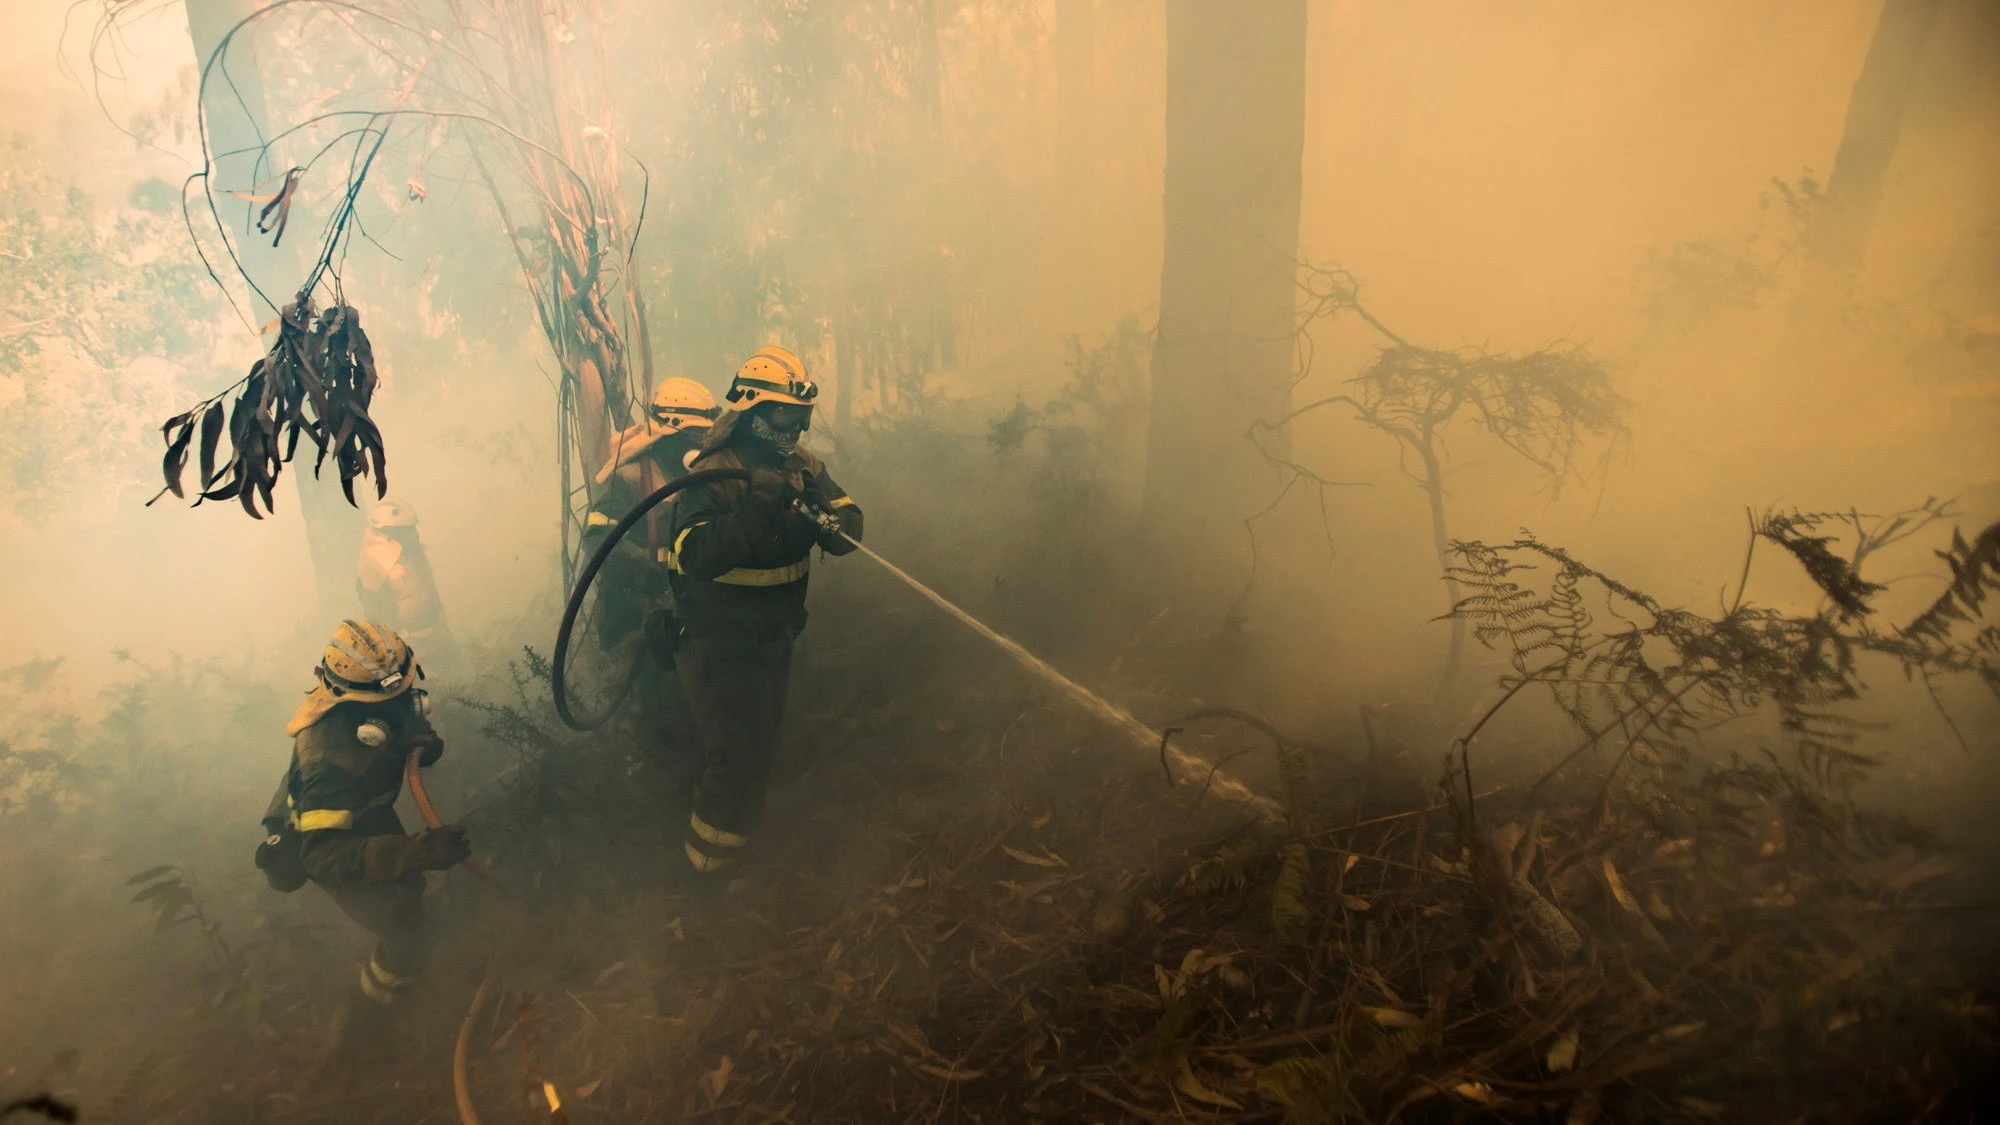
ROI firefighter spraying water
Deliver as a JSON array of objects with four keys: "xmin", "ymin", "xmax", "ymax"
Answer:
[{"xmin": 556, "ymin": 352, "xmax": 1281, "ymax": 850}]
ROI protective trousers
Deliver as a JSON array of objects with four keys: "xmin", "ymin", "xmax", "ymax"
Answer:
[
  {"xmin": 675, "ymin": 632, "xmax": 794, "ymax": 873},
  {"xmin": 636, "ymin": 638, "xmax": 701, "ymax": 774},
  {"xmin": 322, "ymin": 870, "xmax": 434, "ymax": 1005}
]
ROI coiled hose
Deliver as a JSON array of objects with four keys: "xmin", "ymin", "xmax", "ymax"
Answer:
[{"xmin": 551, "ymin": 467, "xmax": 752, "ymax": 731}]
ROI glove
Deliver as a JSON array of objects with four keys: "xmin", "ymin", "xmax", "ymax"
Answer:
[
  {"xmin": 405, "ymin": 825, "xmax": 472, "ymax": 871},
  {"xmin": 831, "ymin": 504, "xmax": 863, "ymax": 551},
  {"xmin": 415, "ymin": 730, "xmax": 446, "ymax": 768},
  {"xmin": 643, "ymin": 607, "xmax": 681, "ymax": 670}
]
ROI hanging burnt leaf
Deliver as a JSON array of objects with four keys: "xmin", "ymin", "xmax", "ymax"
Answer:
[
  {"xmin": 233, "ymin": 369, "xmax": 267, "ymax": 520},
  {"xmin": 256, "ymin": 168, "xmax": 305, "ymax": 248},
  {"xmin": 159, "ymin": 412, "xmax": 195, "ymax": 500},
  {"xmin": 275, "ymin": 364, "xmax": 308, "ymax": 464},
  {"xmin": 199, "ymin": 453, "xmax": 238, "ymax": 504},
  {"xmin": 154, "ymin": 293, "xmax": 387, "ymax": 520},
  {"xmin": 365, "ymin": 428, "xmax": 388, "ymax": 498},
  {"xmin": 197, "ymin": 401, "xmax": 227, "ymax": 491},
  {"xmin": 334, "ymin": 413, "xmax": 386, "ymax": 505}
]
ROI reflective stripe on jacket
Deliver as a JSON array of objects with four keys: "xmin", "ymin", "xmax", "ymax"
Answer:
[{"xmin": 664, "ymin": 441, "xmax": 862, "ymax": 639}]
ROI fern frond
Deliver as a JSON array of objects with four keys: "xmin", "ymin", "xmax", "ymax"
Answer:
[
  {"xmin": 1271, "ymin": 843, "xmax": 1310, "ymax": 946},
  {"xmin": 1754, "ymin": 508, "xmax": 1885, "ymax": 618},
  {"xmin": 1448, "ymin": 516, "xmax": 1972, "ymax": 804},
  {"xmin": 1904, "ymin": 522, "xmax": 2000, "ymax": 644}
]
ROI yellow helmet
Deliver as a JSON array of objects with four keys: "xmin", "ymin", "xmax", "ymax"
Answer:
[
  {"xmin": 368, "ymin": 499, "xmax": 418, "ymax": 529},
  {"xmin": 286, "ymin": 620, "xmax": 419, "ymax": 734},
  {"xmin": 647, "ymin": 377, "xmax": 719, "ymax": 432},
  {"xmin": 723, "ymin": 346, "xmax": 819, "ymax": 408},
  {"xmin": 318, "ymin": 619, "xmax": 417, "ymax": 699}
]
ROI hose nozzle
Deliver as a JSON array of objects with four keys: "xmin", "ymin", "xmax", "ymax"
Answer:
[{"xmin": 792, "ymin": 497, "xmax": 845, "ymax": 539}]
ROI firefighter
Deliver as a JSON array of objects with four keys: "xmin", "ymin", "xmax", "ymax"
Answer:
[
  {"xmin": 663, "ymin": 346, "xmax": 863, "ymax": 877},
  {"xmin": 580, "ymin": 377, "xmax": 721, "ymax": 651},
  {"xmin": 357, "ymin": 500, "xmax": 457, "ymax": 666},
  {"xmin": 257, "ymin": 621, "xmax": 470, "ymax": 1023}
]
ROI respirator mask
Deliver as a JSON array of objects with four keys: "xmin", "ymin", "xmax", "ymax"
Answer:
[{"xmin": 749, "ymin": 404, "xmax": 810, "ymax": 456}]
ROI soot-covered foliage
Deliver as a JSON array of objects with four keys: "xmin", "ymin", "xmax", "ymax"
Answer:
[
  {"xmin": 154, "ymin": 298, "xmax": 386, "ymax": 517},
  {"xmin": 413, "ymin": 493, "xmax": 1990, "ymax": 1124},
  {"xmin": 1253, "ymin": 263, "xmax": 1631, "ymax": 685},
  {"xmin": 1449, "ymin": 502, "xmax": 1999, "ymax": 794}
]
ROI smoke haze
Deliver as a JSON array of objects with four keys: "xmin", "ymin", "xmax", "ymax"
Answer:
[{"xmin": 1, "ymin": 0, "xmax": 1994, "ymax": 1119}]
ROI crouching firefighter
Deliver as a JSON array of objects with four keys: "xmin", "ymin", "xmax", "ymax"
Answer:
[
  {"xmin": 664, "ymin": 346, "xmax": 863, "ymax": 877},
  {"xmin": 256, "ymin": 621, "xmax": 472, "ymax": 1013}
]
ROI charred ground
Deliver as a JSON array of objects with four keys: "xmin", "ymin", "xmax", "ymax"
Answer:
[{"xmin": 3, "ymin": 402, "xmax": 1997, "ymax": 1124}]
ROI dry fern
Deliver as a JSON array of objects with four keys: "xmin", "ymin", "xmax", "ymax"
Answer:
[{"xmin": 1270, "ymin": 842, "xmax": 1310, "ymax": 946}]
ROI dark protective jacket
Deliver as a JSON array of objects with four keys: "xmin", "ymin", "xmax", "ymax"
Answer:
[
  {"xmin": 262, "ymin": 693, "xmax": 443, "ymax": 886},
  {"xmin": 582, "ymin": 431, "xmax": 707, "ymax": 558},
  {"xmin": 581, "ymin": 433, "xmax": 707, "ymax": 643},
  {"xmin": 664, "ymin": 438, "xmax": 863, "ymax": 640}
]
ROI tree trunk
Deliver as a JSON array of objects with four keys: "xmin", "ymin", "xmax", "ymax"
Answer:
[
  {"xmin": 572, "ymin": 356, "xmax": 613, "ymax": 486},
  {"xmin": 183, "ymin": 0, "xmax": 286, "ymax": 308},
  {"xmin": 833, "ymin": 273, "xmax": 854, "ymax": 429},
  {"xmin": 1805, "ymin": 0, "xmax": 1945, "ymax": 282},
  {"xmin": 185, "ymin": 0, "xmax": 365, "ymax": 625},
  {"xmin": 1142, "ymin": 1, "xmax": 1309, "ymax": 575},
  {"xmin": 914, "ymin": 0, "xmax": 954, "ymax": 376},
  {"xmin": 1054, "ymin": 0, "xmax": 1098, "ymax": 328}
]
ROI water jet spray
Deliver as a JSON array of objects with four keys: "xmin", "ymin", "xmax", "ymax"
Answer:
[{"xmin": 554, "ymin": 477, "xmax": 1280, "ymax": 821}]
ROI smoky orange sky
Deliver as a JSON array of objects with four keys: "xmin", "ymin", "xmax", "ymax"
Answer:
[{"xmin": 0, "ymin": 0, "xmax": 1993, "ymax": 694}]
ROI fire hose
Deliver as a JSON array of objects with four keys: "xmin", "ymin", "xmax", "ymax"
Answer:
[
  {"xmin": 551, "ymin": 466, "xmax": 1283, "ymax": 821},
  {"xmin": 390, "ymin": 468, "xmax": 750, "ymax": 897},
  {"xmin": 406, "ymin": 748, "xmax": 504, "ymax": 890},
  {"xmin": 396, "ymin": 478, "xmax": 873, "ymax": 893},
  {"xmin": 552, "ymin": 467, "xmax": 753, "ymax": 731}
]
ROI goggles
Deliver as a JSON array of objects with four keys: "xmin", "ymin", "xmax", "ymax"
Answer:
[
  {"xmin": 725, "ymin": 375, "xmax": 819, "ymax": 405},
  {"xmin": 318, "ymin": 651, "xmax": 422, "ymax": 696}
]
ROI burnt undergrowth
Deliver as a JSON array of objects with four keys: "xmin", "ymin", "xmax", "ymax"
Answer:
[
  {"xmin": 393, "ymin": 502, "xmax": 1997, "ymax": 1125},
  {"xmin": 4, "ymin": 432, "xmax": 1998, "ymax": 1123}
]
